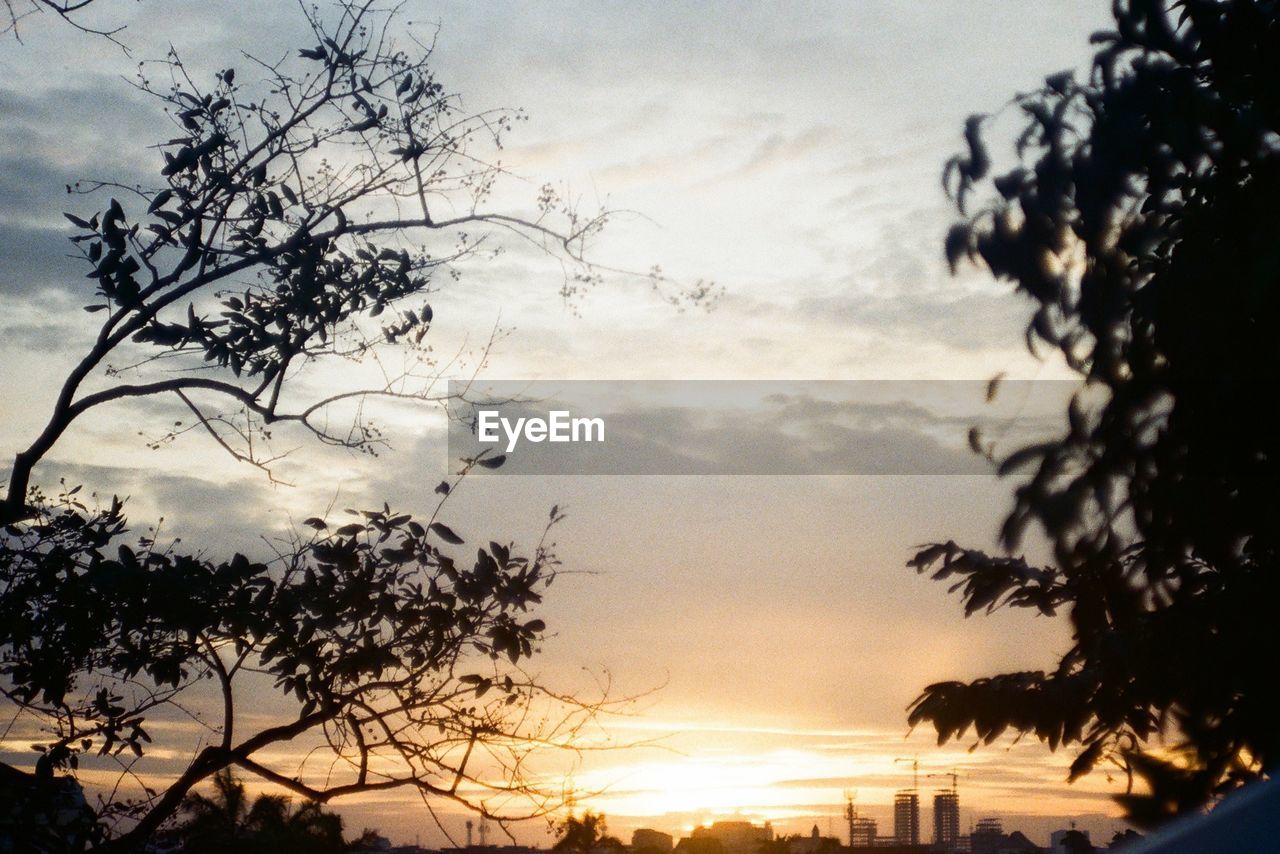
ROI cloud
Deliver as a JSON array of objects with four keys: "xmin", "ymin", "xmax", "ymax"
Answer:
[
  {"xmin": 795, "ymin": 288, "xmax": 1034, "ymax": 352},
  {"xmin": 22, "ymin": 458, "xmax": 288, "ymax": 555},
  {"xmin": 0, "ymin": 82, "xmax": 164, "ymax": 305},
  {"xmin": 0, "ymin": 152, "xmax": 87, "ymax": 220},
  {"xmin": 0, "ymin": 219, "xmax": 85, "ymax": 298},
  {"xmin": 706, "ymin": 126, "xmax": 842, "ymax": 185},
  {"xmin": 0, "ymin": 82, "xmax": 161, "ymax": 180},
  {"xmin": 0, "ymin": 319, "xmax": 81, "ymax": 351}
]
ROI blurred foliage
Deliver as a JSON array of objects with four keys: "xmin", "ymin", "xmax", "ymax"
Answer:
[
  {"xmin": 553, "ymin": 811, "xmax": 624, "ymax": 854},
  {"xmin": 912, "ymin": 0, "xmax": 1280, "ymax": 827}
]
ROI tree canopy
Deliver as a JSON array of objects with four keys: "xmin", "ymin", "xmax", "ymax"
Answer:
[
  {"xmin": 166, "ymin": 768, "xmax": 346, "ymax": 854},
  {"xmin": 0, "ymin": 0, "xmax": 653, "ymax": 525},
  {"xmin": 911, "ymin": 0, "xmax": 1280, "ymax": 827},
  {"xmin": 553, "ymin": 811, "xmax": 624, "ymax": 854}
]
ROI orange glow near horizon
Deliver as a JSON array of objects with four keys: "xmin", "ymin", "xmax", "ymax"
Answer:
[
  {"xmin": 0, "ymin": 704, "xmax": 1135, "ymax": 847},
  {"xmin": 581, "ymin": 753, "xmax": 824, "ymax": 820},
  {"xmin": 557, "ymin": 721, "xmax": 1131, "ymax": 843}
]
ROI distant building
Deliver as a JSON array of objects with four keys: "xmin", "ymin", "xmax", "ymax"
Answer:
[
  {"xmin": 966, "ymin": 819, "xmax": 1040, "ymax": 854},
  {"xmin": 970, "ymin": 817, "xmax": 1004, "ymax": 854},
  {"xmin": 690, "ymin": 820, "xmax": 772, "ymax": 854},
  {"xmin": 933, "ymin": 790, "xmax": 959, "ymax": 849},
  {"xmin": 675, "ymin": 837, "xmax": 726, "ymax": 854},
  {"xmin": 786, "ymin": 825, "xmax": 826, "ymax": 854},
  {"xmin": 785, "ymin": 824, "xmax": 843, "ymax": 854},
  {"xmin": 893, "ymin": 790, "xmax": 919, "ymax": 845},
  {"xmin": 633, "ymin": 829, "xmax": 674, "ymax": 853},
  {"xmin": 350, "ymin": 831, "xmax": 393, "ymax": 852},
  {"xmin": 849, "ymin": 816, "xmax": 877, "ymax": 848},
  {"xmin": 439, "ymin": 845, "xmax": 543, "ymax": 854}
]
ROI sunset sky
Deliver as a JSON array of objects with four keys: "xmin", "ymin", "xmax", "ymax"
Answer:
[{"xmin": 0, "ymin": 1, "xmax": 1131, "ymax": 848}]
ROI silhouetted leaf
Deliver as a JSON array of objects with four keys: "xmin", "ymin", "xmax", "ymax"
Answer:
[{"xmin": 429, "ymin": 522, "xmax": 464, "ymax": 544}]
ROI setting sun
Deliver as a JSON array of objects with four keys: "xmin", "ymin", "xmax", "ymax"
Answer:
[{"xmin": 586, "ymin": 754, "xmax": 822, "ymax": 820}]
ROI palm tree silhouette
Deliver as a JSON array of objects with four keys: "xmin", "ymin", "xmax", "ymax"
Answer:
[{"xmin": 175, "ymin": 768, "xmax": 345, "ymax": 853}]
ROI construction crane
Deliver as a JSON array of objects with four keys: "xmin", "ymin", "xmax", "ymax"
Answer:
[
  {"xmin": 894, "ymin": 757, "xmax": 920, "ymax": 791},
  {"xmin": 927, "ymin": 769, "xmax": 961, "ymax": 794}
]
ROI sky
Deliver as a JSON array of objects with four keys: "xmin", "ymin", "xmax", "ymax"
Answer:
[{"xmin": 0, "ymin": 1, "xmax": 1131, "ymax": 848}]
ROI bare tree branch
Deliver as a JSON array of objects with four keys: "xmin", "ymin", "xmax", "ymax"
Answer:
[{"xmin": 2, "ymin": 0, "xmax": 132, "ymax": 51}]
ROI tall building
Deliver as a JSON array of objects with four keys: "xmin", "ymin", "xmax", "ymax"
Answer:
[
  {"xmin": 893, "ymin": 790, "xmax": 919, "ymax": 845},
  {"xmin": 849, "ymin": 817, "xmax": 877, "ymax": 848},
  {"xmin": 933, "ymin": 789, "xmax": 960, "ymax": 849}
]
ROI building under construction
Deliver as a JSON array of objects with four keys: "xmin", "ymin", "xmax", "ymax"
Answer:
[
  {"xmin": 892, "ymin": 790, "xmax": 919, "ymax": 845},
  {"xmin": 933, "ymin": 789, "xmax": 960, "ymax": 849},
  {"xmin": 848, "ymin": 817, "xmax": 876, "ymax": 848}
]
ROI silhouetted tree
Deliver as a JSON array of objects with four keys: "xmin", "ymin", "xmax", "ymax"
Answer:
[
  {"xmin": 909, "ymin": 0, "xmax": 1280, "ymax": 828},
  {"xmin": 4, "ymin": 487, "xmax": 581, "ymax": 849},
  {"xmin": 172, "ymin": 768, "xmax": 345, "ymax": 854},
  {"xmin": 553, "ymin": 811, "xmax": 623, "ymax": 854},
  {"xmin": 2, "ymin": 0, "xmax": 690, "ymax": 526},
  {"xmin": 0, "ymin": 1, "xmax": 663, "ymax": 848},
  {"xmin": 1109, "ymin": 829, "xmax": 1144, "ymax": 850},
  {"xmin": 756, "ymin": 836, "xmax": 790, "ymax": 854}
]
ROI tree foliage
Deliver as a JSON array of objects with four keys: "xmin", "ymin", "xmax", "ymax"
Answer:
[
  {"xmin": 2, "ymin": 0, "xmax": 660, "ymax": 522},
  {"xmin": 0, "ymin": 1, "xmax": 646, "ymax": 848},
  {"xmin": 553, "ymin": 811, "xmax": 623, "ymax": 854},
  {"xmin": 912, "ymin": 0, "xmax": 1280, "ymax": 826},
  {"xmin": 3, "ymin": 483, "xmax": 579, "ymax": 847},
  {"xmin": 166, "ymin": 768, "xmax": 345, "ymax": 854}
]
